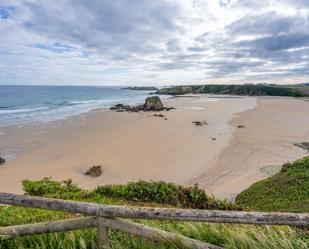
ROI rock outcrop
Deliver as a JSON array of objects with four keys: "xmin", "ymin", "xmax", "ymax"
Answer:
[
  {"xmin": 0, "ymin": 157, "xmax": 5, "ymax": 165},
  {"xmin": 110, "ymin": 96, "xmax": 174, "ymax": 112},
  {"xmin": 294, "ymin": 142, "xmax": 309, "ymax": 151},
  {"xmin": 192, "ymin": 120, "xmax": 208, "ymax": 126},
  {"xmin": 144, "ymin": 96, "xmax": 164, "ymax": 111},
  {"xmin": 85, "ymin": 165, "xmax": 102, "ymax": 177}
]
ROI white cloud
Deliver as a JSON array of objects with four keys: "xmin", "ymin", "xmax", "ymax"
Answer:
[{"xmin": 0, "ymin": 0, "xmax": 308, "ymax": 85}]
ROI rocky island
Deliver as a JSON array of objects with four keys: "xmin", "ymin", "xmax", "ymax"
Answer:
[
  {"xmin": 122, "ymin": 86, "xmax": 159, "ymax": 91},
  {"xmin": 110, "ymin": 96, "xmax": 174, "ymax": 112}
]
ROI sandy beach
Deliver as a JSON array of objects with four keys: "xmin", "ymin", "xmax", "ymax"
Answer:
[{"xmin": 0, "ymin": 96, "xmax": 308, "ymax": 200}]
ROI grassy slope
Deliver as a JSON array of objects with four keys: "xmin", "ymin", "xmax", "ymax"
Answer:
[
  {"xmin": 0, "ymin": 179, "xmax": 308, "ymax": 248},
  {"xmin": 236, "ymin": 157, "xmax": 309, "ymax": 213},
  {"xmin": 156, "ymin": 84, "xmax": 309, "ymax": 97}
]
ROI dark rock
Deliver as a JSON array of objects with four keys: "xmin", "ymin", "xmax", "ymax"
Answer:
[
  {"xmin": 85, "ymin": 165, "xmax": 102, "ymax": 177},
  {"xmin": 110, "ymin": 96, "xmax": 173, "ymax": 113},
  {"xmin": 0, "ymin": 157, "xmax": 5, "ymax": 165},
  {"xmin": 164, "ymin": 118, "xmax": 168, "ymax": 120},
  {"xmin": 294, "ymin": 142, "xmax": 309, "ymax": 151},
  {"xmin": 211, "ymin": 138, "xmax": 216, "ymax": 141},
  {"xmin": 144, "ymin": 96, "xmax": 164, "ymax": 111},
  {"xmin": 237, "ymin": 125, "xmax": 245, "ymax": 128},
  {"xmin": 165, "ymin": 107, "xmax": 175, "ymax": 111},
  {"xmin": 136, "ymin": 104, "xmax": 145, "ymax": 110},
  {"xmin": 154, "ymin": 114, "xmax": 165, "ymax": 117},
  {"xmin": 192, "ymin": 120, "xmax": 208, "ymax": 126}
]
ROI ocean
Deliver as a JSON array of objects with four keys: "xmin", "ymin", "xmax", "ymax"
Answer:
[{"xmin": 0, "ymin": 85, "xmax": 155, "ymax": 126}]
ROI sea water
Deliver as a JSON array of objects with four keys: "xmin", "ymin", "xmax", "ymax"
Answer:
[{"xmin": 0, "ymin": 85, "xmax": 155, "ymax": 126}]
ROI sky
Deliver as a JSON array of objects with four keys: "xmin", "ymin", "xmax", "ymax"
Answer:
[{"xmin": 0, "ymin": 0, "xmax": 309, "ymax": 86}]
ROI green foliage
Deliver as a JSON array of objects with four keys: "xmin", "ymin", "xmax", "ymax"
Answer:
[
  {"xmin": 22, "ymin": 178, "xmax": 88, "ymax": 200},
  {"xmin": 0, "ymin": 178, "xmax": 307, "ymax": 248},
  {"xmin": 94, "ymin": 181, "xmax": 238, "ymax": 210},
  {"xmin": 236, "ymin": 157, "xmax": 309, "ymax": 212},
  {"xmin": 22, "ymin": 179, "xmax": 239, "ymax": 210},
  {"xmin": 157, "ymin": 84, "xmax": 308, "ymax": 97}
]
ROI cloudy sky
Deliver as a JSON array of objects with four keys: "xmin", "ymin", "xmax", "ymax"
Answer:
[{"xmin": 0, "ymin": 0, "xmax": 309, "ymax": 85}]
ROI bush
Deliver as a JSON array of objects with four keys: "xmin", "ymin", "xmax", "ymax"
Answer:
[
  {"xmin": 22, "ymin": 178, "xmax": 239, "ymax": 210},
  {"xmin": 95, "ymin": 181, "xmax": 239, "ymax": 210},
  {"xmin": 22, "ymin": 178, "xmax": 86, "ymax": 199}
]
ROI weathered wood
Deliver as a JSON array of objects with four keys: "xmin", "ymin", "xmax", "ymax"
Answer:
[
  {"xmin": 0, "ymin": 193, "xmax": 308, "ymax": 226},
  {"xmin": 0, "ymin": 217, "xmax": 96, "ymax": 239},
  {"xmin": 97, "ymin": 217, "xmax": 109, "ymax": 249},
  {"xmin": 100, "ymin": 217, "xmax": 222, "ymax": 249}
]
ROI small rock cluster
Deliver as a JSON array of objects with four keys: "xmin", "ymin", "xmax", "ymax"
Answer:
[
  {"xmin": 192, "ymin": 120, "xmax": 208, "ymax": 126},
  {"xmin": 294, "ymin": 142, "xmax": 309, "ymax": 152},
  {"xmin": 110, "ymin": 96, "xmax": 175, "ymax": 113},
  {"xmin": 85, "ymin": 165, "xmax": 102, "ymax": 177},
  {"xmin": 154, "ymin": 114, "xmax": 165, "ymax": 117},
  {"xmin": 0, "ymin": 157, "xmax": 5, "ymax": 165}
]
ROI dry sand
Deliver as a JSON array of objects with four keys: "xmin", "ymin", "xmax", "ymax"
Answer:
[
  {"xmin": 0, "ymin": 96, "xmax": 308, "ymax": 200},
  {"xmin": 190, "ymin": 97, "xmax": 309, "ymax": 200}
]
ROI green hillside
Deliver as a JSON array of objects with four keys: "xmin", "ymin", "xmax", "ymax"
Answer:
[
  {"xmin": 156, "ymin": 84, "xmax": 309, "ymax": 97},
  {"xmin": 236, "ymin": 157, "xmax": 309, "ymax": 212}
]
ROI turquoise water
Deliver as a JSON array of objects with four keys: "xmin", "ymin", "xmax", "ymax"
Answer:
[{"xmin": 0, "ymin": 85, "xmax": 154, "ymax": 126}]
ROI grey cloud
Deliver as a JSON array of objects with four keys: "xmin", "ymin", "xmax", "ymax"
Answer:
[
  {"xmin": 227, "ymin": 12, "xmax": 305, "ymax": 36},
  {"xmin": 23, "ymin": 0, "xmax": 184, "ymax": 57},
  {"xmin": 187, "ymin": 46, "xmax": 206, "ymax": 52},
  {"xmin": 166, "ymin": 39, "xmax": 182, "ymax": 52},
  {"xmin": 237, "ymin": 33, "xmax": 309, "ymax": 52}
]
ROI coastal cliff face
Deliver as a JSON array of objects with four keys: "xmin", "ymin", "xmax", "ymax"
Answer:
[{"xmin": 156, "ymin": 84, "xmax": 308, "ymax": 97}]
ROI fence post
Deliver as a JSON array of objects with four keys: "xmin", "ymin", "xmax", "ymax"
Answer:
[{"xmin": 97, "ymin": 217, "xmax": 109, "ymax": 249}]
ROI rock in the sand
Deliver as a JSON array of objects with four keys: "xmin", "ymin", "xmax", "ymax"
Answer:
[
  {"xmin": 85, "ymin": 165, "xmax": 102, "ymax": 177},
  {"xmin": 237, "ymin": 125, "xmax": 245, "ymax": 128},
  {"xmin": 294, "ymin": 142, "xmax": 309, "ymax": 151},
  {"xmin": 165, "ymin": 107, "xmax": 175, "ymax": 111},
  {"xmin": 0, "ymin": 157, "xmax": 5, "ymax": 165},
  {"xmin": 154, "ymin": 114, "xmax": 165, "ymax": 117},
  {"xmin": 110, "ymin": 96, "xmax": 173, "ymax": 113},
  {"xmin": 144, "ymin": 96, "xmax": 164, "ymax": 111},
  {"xmin": 192, "ymin": 120, "xmax": 208, "ymax": 126}
]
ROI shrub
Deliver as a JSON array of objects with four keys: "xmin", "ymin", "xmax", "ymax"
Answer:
[
  {"xmin": 95, "ymin": 181, "xmax": 240, "ymax": 210},
  {"xmin": 22, "ymin": 178, "xmax": 86, "ymax": 199}
]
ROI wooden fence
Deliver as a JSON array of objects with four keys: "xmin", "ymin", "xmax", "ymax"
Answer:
[{"xmin": 0, "ymin": 192, "xmax": 308, "ymax": 249}]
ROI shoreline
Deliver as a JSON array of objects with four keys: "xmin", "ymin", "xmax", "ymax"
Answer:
[{"xmin": 0, "ymin": 96, "xmax": 308, "ymax": 200}]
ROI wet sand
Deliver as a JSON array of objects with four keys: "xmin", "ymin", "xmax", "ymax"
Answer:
[{"xmin": 0, "ymin": 96, "xmax": 308, "ymax": 200}]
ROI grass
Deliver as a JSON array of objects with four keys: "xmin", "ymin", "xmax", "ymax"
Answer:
[
  {"xmin": 0, "ymin": 173, "xmax": 308, "ymax": 248},
  {"xmin": 0, "ymin": 205, "xmax": 308, "ymax": 249},
  {"xmin": 236, "ymin": 156, "xmax": 309, "ymax": 212}
]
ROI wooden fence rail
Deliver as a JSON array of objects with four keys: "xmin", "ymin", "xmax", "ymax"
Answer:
[
  {"xmin": 0, "ymin": 216, "xmax": 220, "ymax": 249},
  {"xmin": 0, "ymin": 193, "xmax": 308, "ymax": 226},
  {"xmin": 0, "ymin": 192, "xmax": 308, "ymax": 249}
]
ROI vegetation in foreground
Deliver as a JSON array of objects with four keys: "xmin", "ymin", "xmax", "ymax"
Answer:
[
  {"xmin": 1, "ymin": 158, "xmax": 309, "ymax": 248},
  {"xmin": 236, "ymin": 156, "xmax": 309, "ymax": 213},
  {"xmin": 156, "ymin": 84, "xmax": 309, "ymax": 97}
]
